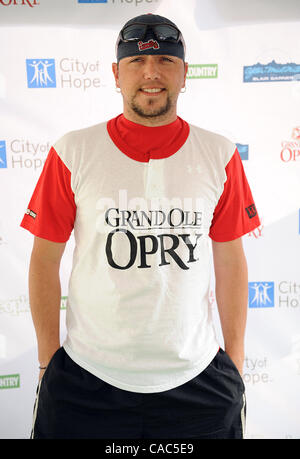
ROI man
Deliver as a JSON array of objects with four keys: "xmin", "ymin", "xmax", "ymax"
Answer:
[{"xmin": 21, "ymin": 14, "xmax": 260, "ymax": 439}]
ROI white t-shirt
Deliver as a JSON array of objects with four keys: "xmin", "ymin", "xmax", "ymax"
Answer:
[{"xmin": 21, "ymin": 115, "xmax": 260, "ymax": 393}]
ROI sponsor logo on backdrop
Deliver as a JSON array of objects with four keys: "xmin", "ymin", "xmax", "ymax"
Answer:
[
  {"xmin": 278, "ymin": 281, "xmax": 300, "ymax": 308},
  {"xmin": 0, "ymin": 295, "xmax": 67, "ymax": 315},
  {"xmin": 78, "ymin": 0, "xmax": 108, "ymax": 3},
  {"xmin": 248, "ymin": 282, "xmax": 300, "ymax": 309},
  {"xmin": 248, "ymin": 282, "xmax": 275, "ymax": 308},
  {"xmin": 186, "ymin": 64, "xmax": 218, "ymax": 79},
  {"xmin": 78, "ymin": 0, "xmax": 159, "ymax": 5},
  {"xmin": 0, "ymin": 141, "xmax": 7, "ymax": 169},
  {"xmin": 26, "ymin": 59, "xmax": 56, "ymax": 88},
  {"xmin": 0, "ymin": 374, "xmax": 20, "ymax": 389},
  {"xmin": 243, "ymin": 356, "xmax": 272, "ymax": 385},
  {"xmin": 247, "ymin": 222, "xmax": 263, "ymax": 239},
  {"xmin": 280, "ymin": 126, "xmax": 300, "ymax": 162},
  {"xmin": 3, "ymin": 138, "xmax": 50, "ymax": 170},
  {"xmin": 60, "ymin": 296, "xmax": 67, "ymax": 310},
  {"xmin": 0, "ymin": 0, "xmax": 39, "ymax": 6},
  {"xmin": 243, "ymin": 59, "xmax": 300, "ymax": 83},
  {"xmin": 26, "ymin": 58, "xmax": 102, "ymax": 91},
  {"xmin": 236, "ymin": 143, "xmax": 249, "ymax": 160},
  {"xmin": 292, "ymin": 127, "xmax": 300, "ymax": 140}
]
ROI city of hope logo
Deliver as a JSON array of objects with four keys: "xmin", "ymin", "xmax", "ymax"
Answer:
[
  {"xmin": 26, "ymin": 59, "xmax": 56, "ymax": 88},
  {"xmin": 0, "ymin": 141, "xmax": 7, "ymax": 168},
  {"xmin": 248, "ymin": 282, "xmax": 275, "ymax": 308}
]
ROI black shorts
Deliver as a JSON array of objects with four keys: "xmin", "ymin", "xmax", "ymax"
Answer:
[{"xmin": 31, "ymin": 347, "xmax": 246, "ymax": 439}]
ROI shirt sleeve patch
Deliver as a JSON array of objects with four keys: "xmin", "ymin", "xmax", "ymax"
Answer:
[
  {"xmin": 209, "ymin": 148, "xmax": 261, "ymax": 242},
  {"xmin": 25, "ymin": 208, "xmax": 37, "ymax": 219},
  {"xmin": 20, "ymin": 146, "xmax": 76, "ymax": 243},
  {"xmin": 245, "ymin": 204, "xmax": 257, "ymax": 219}
]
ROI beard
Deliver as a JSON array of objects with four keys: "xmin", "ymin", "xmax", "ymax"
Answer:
[{"xmin": 130, "ymin": 91, "xmax": 173, "ymax": 119}]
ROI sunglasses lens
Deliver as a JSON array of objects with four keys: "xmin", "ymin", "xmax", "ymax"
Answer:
[
  {"xmin": 122, "ymin": 24, "xmax": 147, "ymax": 41},
  {"xmin": 154, "ymin": 25, "xmax": 179, "ymax": 41},
  {"xmin": 121, "ymin": 23, "xmax": 180, "ymax": 42}
]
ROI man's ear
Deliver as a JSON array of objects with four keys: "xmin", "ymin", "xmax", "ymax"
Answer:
[
  {"xmin": 112, "ymin": 62, "xmax": 120, "ymax": 89},
  {"xmin": 183, "ymin": 61, "xmax": 188, "ymax": 86}
]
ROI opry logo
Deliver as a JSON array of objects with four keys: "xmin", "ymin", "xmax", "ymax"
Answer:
[
  {"xmin": 0, "ymin": 0, "xmax": 39, "ymax": 6},
  {"xmin": 280, "ymin": 127, "xmax": 300, "ymax": 162}
]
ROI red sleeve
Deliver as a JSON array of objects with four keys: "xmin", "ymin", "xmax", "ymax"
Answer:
[
  {"xmin": 209, "ymin": 148, "xmax": 261, "ymax": 242},
  {"xmin": 20, "ymin": 147, "xmax": 76, "ymax": 243}
]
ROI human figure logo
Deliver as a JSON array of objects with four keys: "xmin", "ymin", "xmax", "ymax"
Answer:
[
  {"xmin": 0, "ymin": 141, "xmax": 7, "ymax": 168},
  {"xmin": 248, "ymin": 282, "xmax": 275, "ymax": 308},
  {"xmin": 26, "ymin": 59, "xmax": 56, "ymax": 88},
  {"xmin": 236, "ymin": 143, "xmax": 249, "ymax": 160}
]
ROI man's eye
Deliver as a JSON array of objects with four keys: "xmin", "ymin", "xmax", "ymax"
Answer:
[{"xmin": 162, "ymin": 57, "xmax": 173, "ymax": 62}]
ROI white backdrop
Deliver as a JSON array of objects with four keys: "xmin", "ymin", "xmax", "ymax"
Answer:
[{"xmin": 0, "ymin": 0, "xmax": 300, "ymax": 439}]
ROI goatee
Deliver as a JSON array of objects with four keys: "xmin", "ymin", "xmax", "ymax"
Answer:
[{"xmin": 130, "ymin": 93, "xmax": 172, "ymax": 119}]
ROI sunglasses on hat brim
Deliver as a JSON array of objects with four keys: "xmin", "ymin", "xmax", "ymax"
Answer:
[
  {"xmin": 120, "ymin": 22, "xmax": 183, "ymax": 43},
  {"xmin": 115, "ymin": 21, "xmax": 186, "ymax": 61}
]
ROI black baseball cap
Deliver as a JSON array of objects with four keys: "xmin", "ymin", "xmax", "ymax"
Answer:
[{"xmin": 116, "ymin": 14, "xmax": 186, "ymax": 62}]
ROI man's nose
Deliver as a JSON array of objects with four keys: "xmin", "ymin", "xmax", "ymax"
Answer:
[{"xmin": 143, "ymin": 57, "xmax": 161, "ymax": 79}]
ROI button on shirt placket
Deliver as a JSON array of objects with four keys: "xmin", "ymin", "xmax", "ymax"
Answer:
[{"xmin": 144, "ymin": 158, "xmax": 165, "ymax": 200}]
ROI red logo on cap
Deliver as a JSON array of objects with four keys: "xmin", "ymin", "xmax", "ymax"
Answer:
[{"xmin": 138, "ymin": 40, "xmax": 160, "ymax": 51}]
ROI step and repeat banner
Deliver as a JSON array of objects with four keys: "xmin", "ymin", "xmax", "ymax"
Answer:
[{"xmin": 0, "ymin": 0, "xmax": 300, "ymax": 439}]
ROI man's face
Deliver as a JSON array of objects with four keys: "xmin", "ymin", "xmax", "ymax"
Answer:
[{"xmin": 112, "ymin": 54, "xmax": 188, "ymax": 125}]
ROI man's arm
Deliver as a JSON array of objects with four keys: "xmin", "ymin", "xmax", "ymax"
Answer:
[
  {"xmin": 212, "ymin": 238, "xmax": 248, "ymax": 375},
  {"xmin": 29, "ymin": 236, "xmax": 66, "ymax": 379}
]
